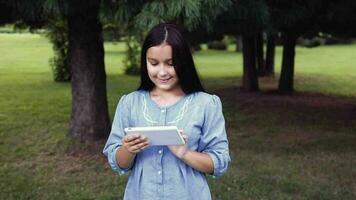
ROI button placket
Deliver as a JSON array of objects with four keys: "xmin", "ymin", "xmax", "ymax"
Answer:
[
  {"xmin": 159, "ymin": 108, "xmax": 167, "ymax": 126},
  {"xmin": 157, "ymin": 108, "xmax": 166, "ymax": 185}
]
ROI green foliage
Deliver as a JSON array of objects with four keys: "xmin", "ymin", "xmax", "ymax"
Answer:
[
  {"xmin": 45, "ymin": 18, "xmax": 70, "ymax": 82},
  {"xmin": 297, "ymin": 37, "xmax": 323, "ymax": 48},
  {"xmin": 225, "ymin": 0, "xmax": 269, "ymax": 35},
  {"xmin": 123, "ymin": 35, "xmax": 141, "ymax": 75},
  {"xmin": 0, "ymin": 24, "xmax": 30, "ymax": 33},
  {"xmin": 267, "ymin": 0, "xmax": 324, "ymax": 34},
  {"xmin": 102, "ymin": 23, "xmax": 123, "ymax": 42},
  {"xmin": 101, "ymin": 0, "xmax": 232, "ymax": 75},
  {"xmin": 133, "ymin": 0, "xmax": 232, "ymax": 31},
  {"xmin": 207, "ymin": 40, "xmax": 227, "ymax": 50},
  {"xmin": 222, "ymin": 35, "xmax": 237, "ymax": 45}
]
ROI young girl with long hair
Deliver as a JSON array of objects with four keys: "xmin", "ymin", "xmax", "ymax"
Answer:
[{"xmin": 103, "ymin": 23, "xmax": 230, "ymax": 200}]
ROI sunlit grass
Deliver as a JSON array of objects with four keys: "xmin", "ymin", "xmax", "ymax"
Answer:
[{"xmin": 0, "ymin": 33, "xmax": 355, "ymax": 199}]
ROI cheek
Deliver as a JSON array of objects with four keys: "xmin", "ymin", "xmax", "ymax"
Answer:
[
  {"xmin": 147, "ymin": 65, "xmax": 156, "ymax": 76},
  {"xmin": 171, "ymin": 70, "xmax": 178, "ymax": 80}
]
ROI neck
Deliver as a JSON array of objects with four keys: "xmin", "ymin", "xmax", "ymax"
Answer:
[{"xmin": 150, "ymin": 87, "xmax": 185, "ymax": 99}]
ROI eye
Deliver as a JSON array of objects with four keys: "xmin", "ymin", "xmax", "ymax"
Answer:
[
  {"xmin": 149, "ymin": 61, "xmax": 158, "ymax": 66},
  {"xmin": 167, "ymin": 61, "xmax": 174, "ymax": 67}
]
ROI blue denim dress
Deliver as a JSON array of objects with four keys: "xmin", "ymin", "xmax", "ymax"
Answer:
[{"xmin": 103, "ymin": 90, "xmax": 230, "ymax": 200}]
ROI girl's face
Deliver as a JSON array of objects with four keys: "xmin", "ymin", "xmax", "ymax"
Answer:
[{"xmin": 146, "ymin": 44, "xmax": 180, "ymax": 92}]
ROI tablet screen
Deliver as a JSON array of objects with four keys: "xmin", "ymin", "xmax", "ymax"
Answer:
[{"xmin": 124, "ymin": 126, "xmax": 185, "ymax": 145}]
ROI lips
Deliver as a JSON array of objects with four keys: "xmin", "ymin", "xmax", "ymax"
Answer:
[{"xmin": 158, "ymin": 78, "xmax": 171, "ymax": 82}]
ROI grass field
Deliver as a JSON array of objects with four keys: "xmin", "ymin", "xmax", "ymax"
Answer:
[{"xmin": 0, "ymin": 33, "xmax": 355, "ymax": 200}]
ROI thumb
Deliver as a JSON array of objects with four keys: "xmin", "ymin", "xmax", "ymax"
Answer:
[{"xmin": 182, "ymin": 134, "xmax": 188, "ymax": 143}]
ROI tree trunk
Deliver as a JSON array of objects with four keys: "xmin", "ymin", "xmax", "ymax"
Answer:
[
  {"xmin": 278, "ymin": 32, "xmax": 297, "ymax": 94},
  {"xmin": 242, "ymin": 35, "xmax": 259, "ymax": 91},
  {"xmin": 256, "ymin": 30, "xmax": 265, "ymax": 76},
  {"xmin": 67, "ymin": 0, "xmax": 110, "ymax": 141},
  {"xmin": 265, "ymin": 33, "xmax": 275, "ymax": 75},
  {"xmin": 235, "ymin": 35, "xmax": 243, "ymax": 52}
]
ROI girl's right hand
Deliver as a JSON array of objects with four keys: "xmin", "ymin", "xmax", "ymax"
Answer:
[{"xmin": 122, "ymin": 134, "xmax": 150, "ymax": 154}]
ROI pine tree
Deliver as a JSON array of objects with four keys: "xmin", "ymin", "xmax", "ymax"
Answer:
[
  {"xmin": 102, "ymin": 0, "xmax": 232, "ymax": 74},
  {"xmin": 268, "ymin": 0, "xmax": 324, "ymax": 93},
  {"xmin": 219, "ymin": 0, "xmax": 269, "ymax": 91}
]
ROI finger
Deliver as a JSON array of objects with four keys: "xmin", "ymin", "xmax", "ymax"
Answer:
[
  {"xmin": 140, "ymin": 144, "xmax": 149, "ymax": 150},
  {"xmin": 135, "ymin": 140, "xmax": 150, "ymax": 150},
  {"xmin": 128, "ymin": 144, "xmax": 141, "ymax": 152},
  {"xmin": 137, "ymin": 143, "xmax": 150, "ymax": 152},
  {"xmin": 125, "ymin": 134, "xmax": 139, "ymax": 142},
  {"xmin": 140, "ymin": 136, "xmax": 150, "ymax": 143},
  {"xmin": 139, "ymin": 135, "xmax": 147, "ymax": 141},
  {"xmin": 130, "ymin": 137, "xmax": 145, "ymax": 146},
  {"xmin": 132, "ymin": 142, "xmax": 147, "ymax": 152},
  {"xmin": 182, "ymin": 135, "xmax": 188, "ymax": 143},
  {"xmin": 125, "ymin": 135, "xmax": 141, "ymax": 145},
  {"xmin": 141, "ymin": 140, "xmax": 150, "ymax": 147},
  {"xmin": 124, "ymin": 135, "xmax": 131, "ymax": 142}
]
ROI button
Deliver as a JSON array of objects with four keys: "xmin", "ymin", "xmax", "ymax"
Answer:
[
  {"xmin": 158, "ymin": 150, "xmax": 162, "ymax": 154},
  {"xmin": 161, "ymin": 109, "xmax": 165, "ymax": 113},
  {"xmin": 158, "ymin": 171, "xmax": 161, "ymax": 175}
]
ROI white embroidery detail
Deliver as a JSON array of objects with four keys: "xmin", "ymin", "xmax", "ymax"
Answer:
[
  {"xmin": 142, "ymin": 93, "xmax": 193, "ymax": 126},
  {"xmin": 142, "ymin": 95, "xmax": 158, "ymax": 125},
  {"xmin": 167, "ymin": 95, "xmax": 192, "ymax": 124}
]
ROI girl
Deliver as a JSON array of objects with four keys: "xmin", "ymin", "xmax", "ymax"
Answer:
[{"xmin": 103, "ymin": 23, "xmax": 230, "ymax": 200}]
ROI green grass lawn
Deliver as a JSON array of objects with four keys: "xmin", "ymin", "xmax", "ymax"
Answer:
[{"xmin": 0, "ymin": 33, "xmax": 355, "ymax": 200}]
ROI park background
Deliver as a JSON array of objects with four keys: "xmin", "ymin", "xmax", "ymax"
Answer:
[{"xmin": 0, "ymin": 0, "xmax": 355, "ymax": 199}]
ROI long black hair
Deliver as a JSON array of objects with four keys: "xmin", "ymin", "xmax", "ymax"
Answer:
[{"xmin": 137, "ymin": 23, "xmax": 205, "ymax": 94}]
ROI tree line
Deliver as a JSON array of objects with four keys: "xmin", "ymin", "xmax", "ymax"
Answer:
[{"xmin": 0, "ymin": 0, "xmax": 355, "ymax": 141}]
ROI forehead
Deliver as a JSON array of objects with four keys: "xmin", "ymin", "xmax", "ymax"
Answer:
[{"xmin": 146, "ymin": 44, "xmax": 172, "ymax": 59}]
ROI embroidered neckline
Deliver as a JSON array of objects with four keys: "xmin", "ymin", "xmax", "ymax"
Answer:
[
  {"xmin": 142, "ymin": 96, "xmax": 159, "ymax": 124},
  {"xmin": 167, "ymin": 96, "xmax": 192, "ymax": 124},
  {"xmin": 142, "ymin": 91, "xmax": 193, "ymax": 125}
]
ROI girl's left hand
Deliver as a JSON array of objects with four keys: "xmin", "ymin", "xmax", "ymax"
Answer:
[{"xmin": 168, "ymin": 129, "xmax": 189, "ymax": 159}]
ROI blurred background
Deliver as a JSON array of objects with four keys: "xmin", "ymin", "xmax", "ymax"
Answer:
[{"xmin": 0, "ymin": 0, "xmax": 355, "ymax": 199}]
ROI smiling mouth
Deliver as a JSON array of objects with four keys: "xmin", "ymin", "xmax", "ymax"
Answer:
[{"xmin": 158, "ymin": 78, "xmax": 171, "ymax": 81}]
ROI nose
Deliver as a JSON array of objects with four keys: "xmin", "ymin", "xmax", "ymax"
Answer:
[{"xmin": 158, "ymin": 65, "xmax": 168, "ymax": 76}]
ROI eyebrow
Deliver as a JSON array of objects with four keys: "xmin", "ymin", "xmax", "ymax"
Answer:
[{"xmin": 147, "ymin": 57, "xmax": 173, "ymax": 62}]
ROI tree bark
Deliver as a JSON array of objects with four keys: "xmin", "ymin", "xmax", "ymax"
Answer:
[
  {"xmin": 265, "ymin": 33, "xmax": 276, "ymax": 75},
  {"xmin": 235, "ymin": 35, "xmax": 243, "ymax": 52},
  {"xmin": 242, "ymin": 35, "xmax": 259, "ymax": 91},
  {"xmin": 256, "ymin": 31, "xmax": 266, "ymax": 76},
  {"xmin": 278, "ymin": 32, "xmax": 297, "ymax": 94},
  {"xmin": 67, "ymin": 0, "xmax": 110, "ymax": 141}
]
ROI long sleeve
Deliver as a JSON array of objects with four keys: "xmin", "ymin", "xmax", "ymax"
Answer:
[
  {"xmin": 198, "ymin": 95, "xmax": 231, "ymax": 177},
  {"xmin": 102, "ymin": 95, "xmax": 132, "ymax": 175}
]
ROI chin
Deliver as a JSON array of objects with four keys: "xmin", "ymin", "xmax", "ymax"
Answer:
[{"xmin": 156, "ymin": 85, "xmax": 174, "ymax": 91}]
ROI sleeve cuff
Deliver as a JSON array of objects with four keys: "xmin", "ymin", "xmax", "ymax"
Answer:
[
  {"xmin": 109, "ymin": 146, "xmax": 132, "ymax": 176},
  {"xmin": 205, "ymin": 150, "xmax": 230, "ymax": 178}
]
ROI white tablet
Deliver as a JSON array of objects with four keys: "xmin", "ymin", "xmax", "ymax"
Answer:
[{"xmin": 124, "ymin": 126, "xmax": 185, "ymax": 146}]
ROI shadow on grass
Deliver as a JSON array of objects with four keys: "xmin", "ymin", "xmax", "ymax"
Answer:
[
  {"xmin": 13, "ymin": 74, "xmax": 355, "ymax": 156},
  {"xmin": 214, "ymin": 84, "xmax": 356, "ymax": 155}
]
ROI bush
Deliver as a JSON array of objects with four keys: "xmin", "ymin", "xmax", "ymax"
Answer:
[
  {"xmin": 123, "ymin": 36, "xmax": 141, "ymax": 75},
  {"xmin": 45, "ymin": 19, "xmax": 71, "ymax": 82},
  {"xmin": 298, "ymin": 37, "xmax": 323, "ymax": 48},
  {"xmin": 324, "ymin": 37, "xmax": 352, "ymax": 45},
  {"xmin": 102, "ymin": 24, "xmax": 123, "ymax": 42},
  {"xmin": 207, "ymin": 40, "xmax": 227, "ymax": 50},
  {"xmin": 222, "ymin": 35, "xmax": 236, "ymax": 45}
]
